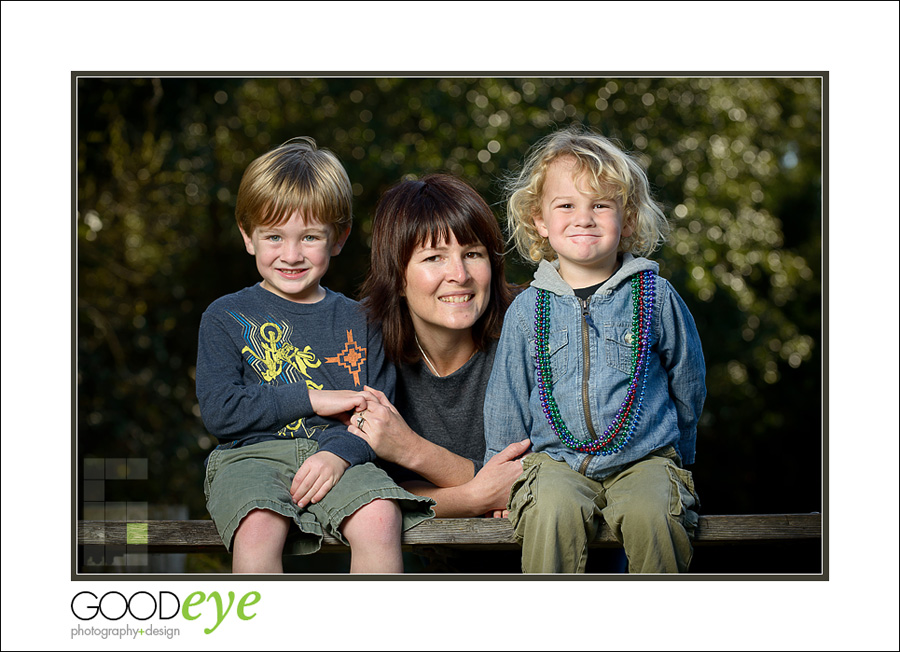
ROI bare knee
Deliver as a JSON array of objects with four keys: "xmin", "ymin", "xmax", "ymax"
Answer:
[
  {"xmin": 232, "ymin": 509, "xmax": 289, "ymax": 573},
  {"xmin": 341, "ymin": 499, "xmax": 401, "ymax": 546},
  {"xmin": 235, "ymin": 509, "xmax": 289, "ymax": 543}
]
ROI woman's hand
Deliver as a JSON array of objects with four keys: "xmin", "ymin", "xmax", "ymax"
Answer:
[
  {"xmin": 469, "ymin": 438, "xmax": 530, "ymax": 515},
  {"xmin": 346, "ymin": 386, "xmax": 418, "ymax": 465},
  {"xmin": 349, "ymin": 387, "xmax": 523, "ymax": 492}
]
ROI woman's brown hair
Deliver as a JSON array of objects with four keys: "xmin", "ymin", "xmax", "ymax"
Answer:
[{"xmin": 360, "ymin": 174, "xmax": 512, "ymax": 365}]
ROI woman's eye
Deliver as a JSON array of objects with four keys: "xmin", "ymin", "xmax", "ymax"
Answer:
[{"xmin": 466, "ymin": 250, "xmax": 484, "ymax": 259}]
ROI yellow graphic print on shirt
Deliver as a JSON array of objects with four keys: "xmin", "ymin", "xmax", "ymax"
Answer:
[
  {"xmin": 236, "ymin": 318, "xmax": 324, "ymax": 389},
  {"xmin": 230, "ymin": 314, "xmax": 367, "ymax": 439},
  {"xmin": 230, "ymin": 314, "xmax": 326, "ymax": 439}
]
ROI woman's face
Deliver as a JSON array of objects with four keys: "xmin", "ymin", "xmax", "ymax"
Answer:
[{"xmin": 403, "ymin": 231, "xmax": 492, "ymax": 337}]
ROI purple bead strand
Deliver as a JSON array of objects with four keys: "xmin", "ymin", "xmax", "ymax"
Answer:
[{"xmin": 532, "ymin": 271, "xmax": 656, "ymax": 455}]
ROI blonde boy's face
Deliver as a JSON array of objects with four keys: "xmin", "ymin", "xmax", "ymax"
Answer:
[
  {"xmin": 240, "ymin": 211, "xmax": 349, "ymax": 303},
  {"xmin": 534, "ymin": 156, "xmax": 632, "ymax": 287}
]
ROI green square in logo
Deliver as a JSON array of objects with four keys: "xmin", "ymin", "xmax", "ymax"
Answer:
[{"xmin": 126, "ymin": 522, "xmax": 149, "ymax": 545}]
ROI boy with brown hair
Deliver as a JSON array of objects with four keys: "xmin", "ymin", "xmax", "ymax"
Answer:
[{"xmin": 197, "ymin": 137, "xmax": 433, "ymax": 573}]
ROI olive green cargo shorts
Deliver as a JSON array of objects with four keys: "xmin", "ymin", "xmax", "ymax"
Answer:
[{"xmin": 204, "ymin": 438, "xmax": 434, "ymax": 554}]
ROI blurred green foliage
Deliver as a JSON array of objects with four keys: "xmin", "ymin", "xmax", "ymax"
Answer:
[{"xmin": 77, "ymin": 76, "xmax": 822, "ymax": 531}]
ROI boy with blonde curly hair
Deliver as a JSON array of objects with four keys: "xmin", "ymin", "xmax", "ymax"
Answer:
[{"xmin": 485, "ymin": 126, "xmax": 706, "ymax": 573}]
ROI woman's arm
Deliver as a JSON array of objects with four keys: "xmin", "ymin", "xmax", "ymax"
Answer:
[
  {"xmin": 399, "ymin": 439, "xmax": 530, "ymax": 517},
  {"xmin": 347, "ymin": 386, "xmax": 475, "ymax": 487}
]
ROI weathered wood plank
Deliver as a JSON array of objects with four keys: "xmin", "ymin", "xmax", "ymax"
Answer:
[
  {"xmin": 693, "ymin": 513, "xmax": 822, "ymax": 542},
  {"xmin": 78, "ymin": 513, "xmax": 821, "ymax": 553}
]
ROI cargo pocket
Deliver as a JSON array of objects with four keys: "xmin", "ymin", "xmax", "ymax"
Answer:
[
  {"xmin": 508, "ymin": 455, "xmax": 542, "ymax": 544},
  {"xmin": 666, "ymin": 464, "xmax": 700, "ymax": 537},
  {"xmin": 202, "ymin": 448, "xmax": 223, "ymax": 502}
]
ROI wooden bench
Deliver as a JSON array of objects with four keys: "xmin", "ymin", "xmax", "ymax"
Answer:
[{"xmin": 79, "ymin": 512, "xmax": 821, "ymax": 554}]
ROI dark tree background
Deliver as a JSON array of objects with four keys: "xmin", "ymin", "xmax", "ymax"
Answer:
[{"xmin": 76, "ymin": 76, "xmax": 822, "ymax": 572}]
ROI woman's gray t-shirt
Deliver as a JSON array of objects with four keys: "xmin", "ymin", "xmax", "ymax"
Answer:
[{"xmin": 385, "ymin": 339, "xmax": 498, "ymax": 483}]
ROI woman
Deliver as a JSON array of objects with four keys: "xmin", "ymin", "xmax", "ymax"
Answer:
[{"xmin": 349, "ymin": 174, "xmax": 530, "ymax": 517}]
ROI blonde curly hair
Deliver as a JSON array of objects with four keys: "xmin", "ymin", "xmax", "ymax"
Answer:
[{"xmin": 505, "ymin": 125, "xmax": 669, "ymax": 264}]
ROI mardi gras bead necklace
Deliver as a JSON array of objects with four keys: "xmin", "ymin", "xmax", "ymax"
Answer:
[{"xmin": 533, "ymin": 270, "xmax": 656, "ymax": 455}]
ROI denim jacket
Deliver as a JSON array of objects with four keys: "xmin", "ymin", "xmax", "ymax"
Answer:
[{"xmin": 484, "ymin": 255, "xmax": 706, "ymax": 481}]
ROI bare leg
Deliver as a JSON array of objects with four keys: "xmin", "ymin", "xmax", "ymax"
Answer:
[
  {"xmin": 340, "ymin": 499, "xmax": 403, "ymax": 573},
  {"xmin": 231, "ymin": 508, "xmax": 290, "ymax": 573}
]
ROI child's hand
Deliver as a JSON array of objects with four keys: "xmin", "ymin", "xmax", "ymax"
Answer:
[
  {"xmin": 308, "ymin": 389, "xmax": 375, "ymax": 425},
  {"xmin": 290, "ymin": 451, "xmax": 350, "ymax": 508}
]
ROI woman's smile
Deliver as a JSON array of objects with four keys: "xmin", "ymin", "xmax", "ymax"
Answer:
[
  {"xmin": 439, "ymin": 292, "xmax": 474, "ymax": 303},
  {"xmin": 403, "ymin": 232, "xmax": 491, "ymax": 336}
]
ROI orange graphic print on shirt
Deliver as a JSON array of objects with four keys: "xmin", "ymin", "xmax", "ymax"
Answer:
[{"xmin": 325, "ymin": 330, "xmax": 367, "ymax": 387}]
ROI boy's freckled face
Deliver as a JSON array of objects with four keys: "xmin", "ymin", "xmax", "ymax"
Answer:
[
  {"xmin": 535, "ymin": 156, "xmax": 632, "ymax": 285},
  {"xmin": 240, "ymin": 211, "xmax": 349, "ymax": 303}
]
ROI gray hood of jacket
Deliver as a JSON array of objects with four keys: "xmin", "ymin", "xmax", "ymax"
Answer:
[{"xmin": 532, "ymin": 253, "xmax": 659, "ymax": 295}]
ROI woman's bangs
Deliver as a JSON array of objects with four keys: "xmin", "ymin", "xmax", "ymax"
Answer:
[{"xmin": 414, "ymin": 208, "xmax": 482, "ymax": 250}]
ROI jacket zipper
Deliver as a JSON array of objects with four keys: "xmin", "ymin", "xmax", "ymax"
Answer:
[{"xmin": 578, "ymin": 297, "xmax": 597, "ymax": 475}]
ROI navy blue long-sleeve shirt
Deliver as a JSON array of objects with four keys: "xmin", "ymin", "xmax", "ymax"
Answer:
[{"xmin": 195, "ymin": 283, "xmax": 394, "ymax": 466}]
